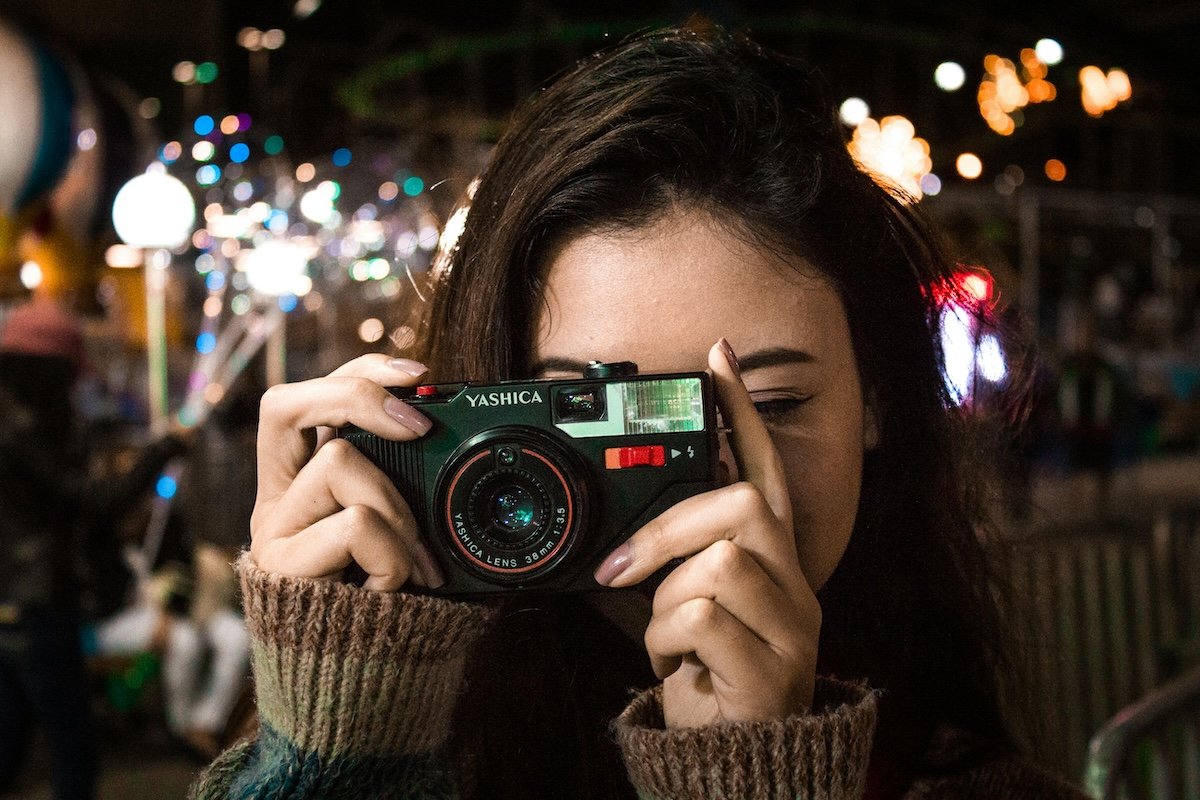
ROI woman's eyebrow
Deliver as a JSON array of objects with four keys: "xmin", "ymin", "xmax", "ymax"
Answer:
[
  {"xmin": 738, "ymin": 347, "xmax": 817, "ymax": 371},
  {"xmin": 529, "ymin": 348, "xmax": 815, "ymax": 377}
]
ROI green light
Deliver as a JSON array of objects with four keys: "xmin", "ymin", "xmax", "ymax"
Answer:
[
  {"xmin": 403, "ymin": 176, "xmax": 424, "ymax": 196},
  {"xmin": 195, "ymin": 62, "xmax": 219, "ymax": 84},
  {"xmin": 264, "ymin": 135, "xmax": 284, "ymax": 155}
]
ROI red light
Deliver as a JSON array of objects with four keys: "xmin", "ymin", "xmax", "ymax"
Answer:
[
  {"xmin": 415, "ymin": 385, "xmax": 436, "ymax": 396},
  {"xmin": 961, "ymin": 272, "xmax": 992, "ymax": 303},
  {"xmin": 931, "ymin": 268, "xmax": 995, "ymax": 308}
]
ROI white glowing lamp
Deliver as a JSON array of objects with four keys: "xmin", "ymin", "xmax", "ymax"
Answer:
[
  {"xmin": 112, "ymin": 172, "xmax": 196, "ymax": 249},
  {"xmin": 239, "ymin": 238, "xmax": 315, "ymax": 297}
]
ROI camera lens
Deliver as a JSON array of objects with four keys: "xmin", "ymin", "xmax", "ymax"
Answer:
[
  {"xmin": 439, "ymin": 429, "xmax": 589, "ymax": 583},
  {"xmin": 491, "ymin": 485, "xmax": 536, "ymax": 533}
]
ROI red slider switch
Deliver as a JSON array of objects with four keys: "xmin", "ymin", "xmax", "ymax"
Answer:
[{"xmin": 604, "ymin": 445, "xmax": 666, "ymax": 469}]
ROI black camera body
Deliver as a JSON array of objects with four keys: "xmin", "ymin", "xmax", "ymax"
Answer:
[{"xmin": 338, "ymin": 362, "xmax": 719, "ymax": 597}]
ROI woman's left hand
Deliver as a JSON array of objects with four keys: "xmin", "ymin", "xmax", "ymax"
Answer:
[{"xmin": 593, "ymin": 339, "xmax": 820, "ymax": 728}]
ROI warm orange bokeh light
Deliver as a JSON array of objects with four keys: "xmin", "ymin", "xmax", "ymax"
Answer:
[
  {"xmin": 1045, "ymin": 159, "xmax": 1067, "ymax": 181},
  {"xmin": 956, "ymin": 153, "xmax": 983, "ymax": 179}
]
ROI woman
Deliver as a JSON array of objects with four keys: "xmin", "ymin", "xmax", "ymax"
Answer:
[{"xmin": 194, "ymin": 24, "xmax": 1084, "ymax": 799}]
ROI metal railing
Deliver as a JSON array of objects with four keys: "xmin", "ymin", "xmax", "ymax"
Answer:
[
  {"xmin": 1084, "ymin": 664, "xmax": 1200, "ymax": 800},
  {"xmin": 1000, "ymin": 502, "xmax": 1200, "ymax": 784}
]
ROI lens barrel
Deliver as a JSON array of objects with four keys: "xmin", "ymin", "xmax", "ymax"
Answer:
[{"xmin": 438, "ymin": 428, "xmax": 586, "ymax": 582}]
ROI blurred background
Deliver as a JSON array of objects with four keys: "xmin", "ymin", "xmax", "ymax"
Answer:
[{"xmin": 0, "ymin": 1, "xmax": 1196, "ymax": 798}]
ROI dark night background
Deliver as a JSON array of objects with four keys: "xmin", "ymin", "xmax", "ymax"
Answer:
[{"xmin": 3, "ymin": 0, "xmax": 1198, "ymax": 196}]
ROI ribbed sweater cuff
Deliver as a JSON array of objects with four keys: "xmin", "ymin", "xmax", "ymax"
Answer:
[
  {"xmin": 238, "ymin": 554, "xmax": 494, "ymax": 762},
  {"xmin": 615, "ymin": 676, "xmax": 878, "ymax": 800}
]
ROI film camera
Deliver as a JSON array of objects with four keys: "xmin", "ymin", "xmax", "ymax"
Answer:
[{"xmin": 338, "ymin": 361, "xmax": 719, "ymax": 596}]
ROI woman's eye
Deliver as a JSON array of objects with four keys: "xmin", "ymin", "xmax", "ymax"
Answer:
[{"xmin": 751, "ymin": 397, "xmax": 809, "ymax": 423}]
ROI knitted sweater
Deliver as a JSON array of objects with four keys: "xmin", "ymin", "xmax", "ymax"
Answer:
[{"xmin": 190, "ymin": 558, "xmax": 1087, "ymax": 799}]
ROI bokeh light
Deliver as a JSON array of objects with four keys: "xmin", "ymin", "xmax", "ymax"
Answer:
[
  {"xmin": 19, "ymin": 261, "xmax": 43, "ymax": 290},
  {"xmin": 1035, "ymin": 38, "xmax": 1063, "ymax": 65},
  {"xmin": 403, "ymin": 176, "xmax": 424, "ymax": 196},
  {"xmin": 934, "ymin": 62, "xmax": 966, "ymax": 92},
  {"xmin": 956, "ymin": 153, "xmax": 983, "ymax": 179},
  {"xmin": 196, "ymin": 164, "xmax": 222, "ymax": 186},
  {"xmin": 192, "ymin": 141, "xmax": 215, "ymax": 162},
  {"xmin": 358, "ymin": 318, "xmax": 385, "ymax": 343},
  {"xmin": 838, "ymin": 97, "xmax": 870, "ymax": 127},
  {"xmin": 378, "ymin": 181, "xmax": 399, "ymax": 201},
  {"xmin": 847, "ymin": 115, "xmax": 932, "ymax": 200},
  {"xmin": 1045, "ymin": 159, "xmax": 1067, "ymax": 181},
  {"xmin": 195, "ymin": 62, "xmax": 218, "ymax": 84},
  {"xmin": 1080, "ymin": 66, "xmax": 1133, "ymax": 116},
  {"xmin": 173, "ymin": 61, "xmax": 195, "ymax": 84}
]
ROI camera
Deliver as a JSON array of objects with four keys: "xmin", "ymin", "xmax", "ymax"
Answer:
[{"xmin": 337, "ymin": 361, "xmax": 719, "ymax": 596}]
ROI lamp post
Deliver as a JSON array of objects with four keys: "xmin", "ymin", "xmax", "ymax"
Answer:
[{"xmin": 111, "ymin": 171, "xmax": 196, "ymax": 435}]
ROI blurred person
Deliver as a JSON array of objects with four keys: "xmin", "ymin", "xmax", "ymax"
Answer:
[
  {"xmin": 88, "ymin": 378, "xmax": 259, "ymax": 759},
  {"xmin": 194, "ymin": 25, "xmax": 1086, "ymax": 800},
  {"xmin": 89, "ymin": 557, "xmax": 247, "ymax": 761},
  {"xmin": 0, "ymin": 300, "xmax": 186, "ymax": 799}
]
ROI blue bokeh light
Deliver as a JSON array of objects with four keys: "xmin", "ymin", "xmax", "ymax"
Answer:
[
  {"xmin": 194, "ymin": 115, "xmax": 215, "ymax": 136},
  {"xmin": 155, "ymin": 475, "xmax": 177, "ymax": 499},
  {"xmin": 229, "ymin": 142, "xmax": 250, "ymax": 163}
]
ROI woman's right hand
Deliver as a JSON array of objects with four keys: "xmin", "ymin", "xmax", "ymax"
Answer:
[{"xmin": 249, "ymin": 354, "xmax": 444, "ymax": 591}]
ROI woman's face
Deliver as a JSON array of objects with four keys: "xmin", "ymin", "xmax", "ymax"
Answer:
[{"xmin": 533, "ymin": 207, "xmax": 871, "ymax": 592}]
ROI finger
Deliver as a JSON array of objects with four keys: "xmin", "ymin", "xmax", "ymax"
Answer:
[
  {"xmin": 644, "ymin": 597, "xmax": 773, "ymax": 684},
  {"xmin": 597, "ymin": 482, "xmax": 798, "ymax": 590},
  {"xmin": 328, "ymin": 353, "xmax": 428, "ymax": 382},
  {"xmin": 253, "ymin": 505, "xmax": 423, "ymax": 591},
  {"xmin": 650, "ymin": 539, "xmax": 808, "ymax": 652},
  {"xmin": 709, "ymin": 339, "xmax": 792, "ymax": 527},
  {"xmin": 257, "ymin": 373, "xmax": 431, "ymax": 502},
  {"xmin": 252, "ymin": 439, "xmax": 443, "ymax": 587}
]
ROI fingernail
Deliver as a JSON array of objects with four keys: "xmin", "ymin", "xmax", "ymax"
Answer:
[
  {"xmin": 384, "ymin": 396, "xmax": 432, "ymax": 435},
  {"xmin": 387, "ymin": 358, "xmax": 428, "ymax": 376},
  {"xmin": 414, "ymin": 541, "xmax": 445, "ymax": 589},
  {"xmin": 718, "ymin": 337, "xmax": 740, "ymax": 379},
  {"xmin": 594, "ymin": 542, "xmax": 632, "ymax": 586}
]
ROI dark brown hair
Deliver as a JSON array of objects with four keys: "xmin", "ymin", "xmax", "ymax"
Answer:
[{"xmin": 409, "ymin": 23, "xmax": 1026, "ymax": 798}]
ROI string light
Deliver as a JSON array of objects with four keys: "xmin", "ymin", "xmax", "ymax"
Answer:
[
  {"xmin": 847, "ymin": 115, "xmax": 932, "ymax": 201},
  {"xmin": 1080, "ymin": 66, "xmax": 1132, "ymax": 116}
]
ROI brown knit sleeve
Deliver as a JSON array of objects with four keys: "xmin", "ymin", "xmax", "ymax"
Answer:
[
  {"xmin": 237, "ymin": 554, "xmax": 496, "ymax": 762},
  {"xmin": 614, "ymin": 676, "xmax": 878, "ymax": 800}
]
